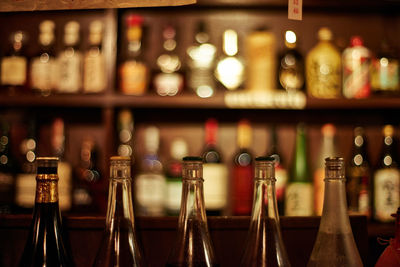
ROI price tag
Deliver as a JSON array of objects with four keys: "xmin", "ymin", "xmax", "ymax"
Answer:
[{"xmin": 288, "ymin": 0, "xmax": 302, "ymax": 21}]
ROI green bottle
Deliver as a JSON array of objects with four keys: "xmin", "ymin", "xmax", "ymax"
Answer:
[{"xmin": 285, "ymin": 123, "xmax": 313, "ymax": 216}]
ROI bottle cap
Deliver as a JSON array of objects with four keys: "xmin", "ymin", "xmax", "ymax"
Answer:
[
  {"xmin": 318, "ymin": 27, "xmax": 333, "ymax": 41},
  {"xmin": 350, "ymin": 36, "xmax": 363, "ymax": 47},
  {"xmin": 321, "ymin": 123, "xmax": 336, "ymax": 137},
  {"xmin": 383, "ymin": 125, "xmax": 394, "ymax": 137},
  {"xmin": 126, "ymin": 14, "xmax": 143, "ymax": 27}
]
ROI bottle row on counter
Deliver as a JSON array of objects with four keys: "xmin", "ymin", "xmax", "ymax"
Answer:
[
  {"xmin": 1, "ymin": 15, "xmax": 399, "ymax": 98},
  {"xmin": 1, "ymin": 110, "xmax": 399, "ymax": 223}
]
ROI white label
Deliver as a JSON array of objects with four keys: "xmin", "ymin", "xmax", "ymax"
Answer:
[
  {"xmin": 30, "ymin": 56, "xmax": 57, "ymax": 92},
  {"xmin": 57, "ymin": 49, "xmax": 82, "ymax": 93},
  {"xmin": 203, "ymin": 163, "xmax": 228, "ymax": 210},
  {"xmin": 285, "ymin": 182, "xmax": 313, "ymax": 216},
  {"xmin": 135, "ymin": 173, "xmax": 166, "ymax": 216},
  {"xmin": 83, "ymin": 50, "xmax": 106, "ymax": 93},
  {"xmin": 165, "ymin": 180, "xmax": 182, "ymax": 213},
  {"xmin": 1, "ymin": 56, "xmax": 27, "ymax": 85},
  {"xmin": 15, "ymin": 173, "xmax": 36, "ymax": 208},
  {"xmin": 288, "ymin": 0, "xmax": 302, "ymax": 21},
  {"xmin": 374, "ymin": 168, "xmax": 400, "ymax": 222}
]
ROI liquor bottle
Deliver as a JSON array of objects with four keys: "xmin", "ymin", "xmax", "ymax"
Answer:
[
  {"xmin": 93, "ymin": 156, "xmax": 145, "ymax": 267},
  {"xmin": 232, "ymin": 119, "xmax": 254, "ymax": 215},
  {"xmin": 117, "ymin": 109, "xmax": 134, "ymax": 158},
  {"xmin": 285, "ymin": 123, "xmax": 313, "ymax": 216},
  {"xmin": 278, "ymin": 30, "xmax": 305, "ymax": 93},
  {"xmin": 0, "ymin": 120, "xmax": 17, "ymax": 214},
  {"xmin": 57, "ymin": 21, "xmax": 83, "ymax": 93},
  {"xmin": 166, "ymin": 156, "xmax": 218, "ymax": 267},
  {"xmin": 342, "ymin": 36, "xmax": 371, "ymax": 99},
  {"xmin": 30, "ymin": 20, "xmax": 57, "ymax": 96},
  {"xmin": 18, "ymin": 157, "xmax": 74, "ymax": 267},
  {"xmin": 153, "ymin": 24, "xmax": 184, "ymax": 96},
  {"xmin": 240, "ymin": 157, "xmax": 291, "ymax": 267},
  {"xmin": 72, "ymin": 136, "xmax": 101, "ymax": 214},
  {"xmin": 15, "ymin": 117, "xmax": 37, "ymax": 210},
  {"xmin": 245, "ymin": 27, "xmax": 276, "ymax": 92},
  {"xmin": 134, "ymin": 126, "xmax": 166, "ymax": 216},
  {"xmin": 51, "ymin": 118, "xmax": 72, "ymax": 211},
  {"xmin": 346, "ymin": 127, "xmax": 371, "ymax": 218},
  {"xmin": 215, "ymin": 29, "xmax": 245, "ymax": 91},
  {"xmin": 186, "ymin": 21, "xmax": 217, "ymax": 98},
  {"xmin": 375, "ymin": 207, "xmax": 400, "ymax": 266},
  {"xmin": 119, "ymin": 14, "xmax": 148, "ymax": 95},
  {"xmin": 306, "ymin": 27, "xmax": 341, "ymax": 98},
  {"xmin": 202, "ymin": 118, "xmax": 228, "ymax": 215},
  {"xmin": 269, "ymin": 125, "xmax": 288, "ymax": 216},
  {"xmin": 373, "ymin": 125, "xmax": 400, "ymax": 222},
  {"xmin": 314, "ymin": 123, "xmax": 337, "ymax": 216},
  {"xmin": 165, "ymin": 138, "xmax": 188, "ymax": 216},
  {"xmin": 0, "ymin": 30, "xmax": 28, "ymax": 94},
  {"xmin": 307, "ymin": 157, "xmax": 363, "ymax": 267},
  {"xmin": 83, "ymin": 20, "xmax": 106, "ymax": 93},
  {"xmin": 371, "ymin": 40, "xmax": 400, "ymax": 94}
]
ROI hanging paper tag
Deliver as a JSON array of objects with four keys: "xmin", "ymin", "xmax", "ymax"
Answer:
[{"xmin": 288, "ymin": 0, "xmax": 302, "ymax": 21}]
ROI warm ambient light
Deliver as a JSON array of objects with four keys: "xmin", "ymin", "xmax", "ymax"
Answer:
[{"xmin": 0, "ymin": 0, "xmax": 196, "ymax": 12}]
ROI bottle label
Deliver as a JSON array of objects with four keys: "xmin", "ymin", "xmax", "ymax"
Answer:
[
  {"xmin": 83, "ymin": 49, "xmax": 106, "ymax": 93},
  {"xmin": 165, "ymin": 179, "xmax": 182, "ymax": 213},
  {"xmin": 57, "ymin": 49, "xmax": 82, "ymax": 93},
  {"xmin": 135, "ymin": 173, "xmax": 166, "ymax": 216},
  {"xmin": 31, "ymin": 56, "xmax": 57, "ymax": 93},
  {"xmin": 15, "ymin": 173, "xmax": 36, "ymax": 208},
  {"xmin": 203, "ymin": 163, "xmax": 228, "ymax": 210},
  {"xmin": 119, "ymin": 61, "xmax": 148, "ymax": 95},
  {"xmin": 374, "ymin": 168, "xmax": 400, "ymax": 222},
  {"xmin": 285, "ymin": 182, "xmax": 313, "ymax": 216},
  {"xmin": 1, "ymin": 56, "xmax": 27, "ymax": 86},
  {"xmin": 36, "ymin": 174, "xmax": 59, "ymax": 203}
]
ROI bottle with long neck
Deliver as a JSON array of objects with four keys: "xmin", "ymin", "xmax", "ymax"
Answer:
[
  {"xmin": 232, "ymin": 119, "xmax": 254, "ymax": 215},
  {"xmin": 307, "ymin": 157, "xmax": 363, "ymax": 267},
  {"xmin": 166, "ymin": 156, "xmax": 218, "ymax": 267},
  {"xmin": 373, "ymin": 125, "xmax": 400, "ymax": 222},
  {"xmin": 18, "ymin": 157, "xmax": 74, "ymax": 267},
  {"xmin": 346, "ymin": 127, "xmax": 371, "ymax": 218},
  {"xmin": 240, "ymin": 157, "xmax": 291, "ymax": 267},
  {"xmin": 285, "ymin": 123, "xmax": 313, "ymax": 216},
  {"xmin": 93, "ymin": 156, "xmax": 144, "ymax": 266}
]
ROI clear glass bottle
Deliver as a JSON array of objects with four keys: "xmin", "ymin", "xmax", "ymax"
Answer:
[
  {"xmin": 93, "ymin": 156, "xmax": 144, "ymax": 267},
  {"xmin": 307, "ymin": 157, "xmax": 363, "ymax": 267},
  {"xmin": 18, "ymin": 157, "xmax": 74, "ymax": 267},
  {"xmin": 240, "ymin": 156, "xmax": 291, "ymax": 267},
  {"xmin": 166, "ymin": 156, "xmax": 218, "ymax": 267}
]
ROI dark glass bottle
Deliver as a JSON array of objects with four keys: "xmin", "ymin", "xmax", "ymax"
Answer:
[
  {"xmin": 232, "ymin": 119, "xmax": 253, "ymax": 215},
  {"xmin": 240, "ymin": 157, "xmax": 291, "ymax": 267},
  {"xmin": 166, "ymin": 156, "xmax": 218, "ymax": 267},
  {"xmin": 346, "ymin": 127, "xmax": 371, "ymax": 218},
  {"xmin": 18, "ymin": 157, "xmax": 74, "ymax": 267},
  {"xmin": 93, "ymin": 156, "xmax": 144, "ymax": 267}
]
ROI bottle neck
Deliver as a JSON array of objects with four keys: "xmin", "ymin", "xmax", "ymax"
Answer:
[
  {"xmin": 35, "ymin": 173, "xmax": 59, "ymax": 204},
  {"xmin": 291, "ymin": 126, "xmax": 309, "ymax": 181}
]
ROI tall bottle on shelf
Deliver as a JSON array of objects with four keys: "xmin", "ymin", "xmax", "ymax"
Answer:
[
  {"xmin": 166, "ymin": 156, "xmax": 218, "ymax": 267},
  {"xmin": 313, "ymin": 123, "xmax": 337, "ymax": 216},
  {"xmin": 307, "ymin": 157, "xmax": 363, "ymax": 267},
  {"xmin": 232, "ymin": 119, "xmax": 254, "ymax": 215},
  {"xmin": 202, "ymin": 118, "xmax": 228, "ymax": 215},
  {"xmin": 186, "ymin": 21, "xmax": 217, "ymax": 98},
  {"xmin": 0, "ymin": 30, "xmax": 28, "ymax": 94},
  {"xmin": 83, "ymin": 20, "xmax": 106, "ymax": 94},
  {"xmin": 240, "ymin": 157, "xmax": 291, "ymax": 267},
  {"xmin": 57, "ymin": 21, "xmax": 82, "ymax": 94},
  {"xmin": 165, "ymin": 138, "xmax": 188, "ymax": 216},
  {"xmin": 306, "ymin": 27, "xmax": 341, "ymax": 99},
  {"xmin": 285, "ymin": 123, "xmax": 313, "ymax": 216},
  {"xmin": 346, "ymin": 127, "xmax": 371, "ymax": 218},
  {"xmin": 153, "ymin": 24, "xmax": 184, "ymax": 97},
  {"xmin": 93, "ymin": 156, "xmax": 145, "ymax": 267},
  {"xmin": 134, "ymin": 126, "xmax": 166, "ymax": 216},
  {"xmin": 373, "ymin": 125, "xmax": 400, "ymax": 223},
  {"xmin": 215, "ymin": 29, "xmax": 245, "ymax": 91},
  {"xmin": 18, "ymin": 157, "xmax": 74, "ymax": 267},
  {"xmin": 30, "ymin": 20, "xmax": 57, "ymax": 96},
  {"xmin": 119, "ymin": 14, "xmax": 148, "ymax": 95},
  {"xmin": 278, "ymin": 30, "xmax": 305, "ymax": 93}
]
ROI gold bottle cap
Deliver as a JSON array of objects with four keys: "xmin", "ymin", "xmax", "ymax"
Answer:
[
  {"xmin": 318, "ymin": 27, "xmax": 333, "ymax": 41},
  {"xmin": 110, "ymin": 156, "xmax": 131, "ymax": 161},
  {"xmin": 383, "ymin": 125, "xmax": 394, "ymax": 137}
]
